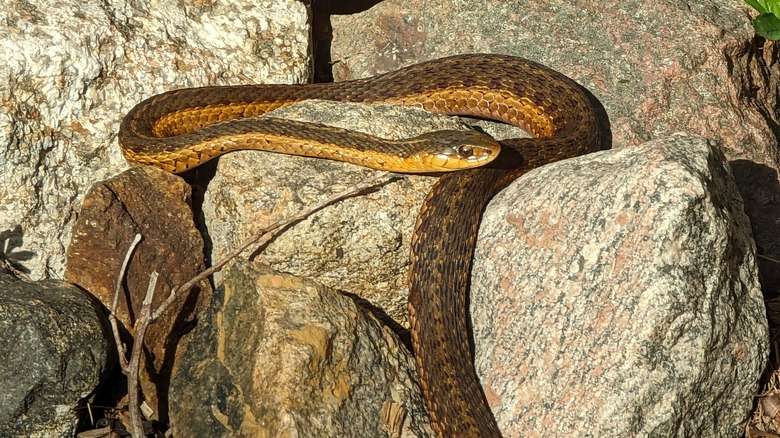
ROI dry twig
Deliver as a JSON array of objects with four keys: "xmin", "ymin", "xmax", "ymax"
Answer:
[
  {"xmin": 126, "ymin": 272, "xmax": 158, "ymax": 437},
  {"xmin": 760, "ymin": 254, "xmax": 780, "ymax": 265},
  {"xmin": 107, "ymin": 233, "xmax": 153, "ymax": 437},
  {"xmin": 109, "ymin": 234, "xmax": 141, "ymax": 369}
]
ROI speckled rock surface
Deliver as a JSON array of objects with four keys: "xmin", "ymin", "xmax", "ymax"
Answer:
[
  {"xmin": 328, "ymin": 1, "xmax": 772, "ymax": 164},
  {"xmin": 169, "ymin": 262, "xmax": 433, "ymax": 438},
  {"xmin": 324, "ymin": 0, "xmax": 780, "ymax": 291},
  {"xmin": 0, "ymin": 269, "xmax": 114, "ymax": 437},
  {"xmin": 202, "ymin": 100, "xmax": 524, "ymax": 326},
  {"xmin": 0, "ymin": 0, "xmax": 310, "ymax": 279},
  {"xmin": 470, "ymin": 134, "xmax": 766, "ymax": 436}
]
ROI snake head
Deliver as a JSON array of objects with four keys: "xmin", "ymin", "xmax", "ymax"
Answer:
[{"xmin": 410, "ymin": 130, "xmax": 501, "ymax": 172}]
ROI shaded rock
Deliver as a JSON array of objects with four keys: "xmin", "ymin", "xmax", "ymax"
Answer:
[
  {"xmin": 169, "ymin": 261, "xmax": 433, "ymax": 438},
  {"xmin": 0, "ymin": 0, "xmax": 310, "ymax": 279},
  {"xmin": 65, "ymin": 166, "xmax": 211, "ymax": 423},
  {"xmin": 0, "ymin": 269, "xmax": 113, "ymax": 437},
  {"xmin": 732, "ymin": 160, "xmax": 780, "ymax": 295},
  {"xmin": 470, "ymin": 134, "xmax": 766, "ymax": 435}
]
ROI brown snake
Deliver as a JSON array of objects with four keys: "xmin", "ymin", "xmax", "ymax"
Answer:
[{"xmin": 119, "ymin": 54, "xmax": 601, "ymax": 437}]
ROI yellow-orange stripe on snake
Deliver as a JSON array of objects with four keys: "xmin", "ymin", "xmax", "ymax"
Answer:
[{"xmin": 119, "ymin": 53, "xmax": 601, "ymax": 437}]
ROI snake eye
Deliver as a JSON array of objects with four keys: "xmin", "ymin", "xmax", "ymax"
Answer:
[{"xmin": 457, "ymin": 145, "xmax": 474, "ymax": 157}]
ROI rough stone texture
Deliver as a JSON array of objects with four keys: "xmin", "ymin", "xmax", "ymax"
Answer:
[
  {"xmin": 469, "ymin": 134, "xmax": 766, "ymax": 436},
  {"xmin": 0, "ymin": 0, "xmax": 310, "ymax": 279},
  {"xmin": 324, "ymin": 0, "xmax": 780, "ymax": 290},
  {"xmin": 202, "ymin": 100, "xmax": 525, "ymax": 325},
  {"xmin": 64, "ymin": 166, "xmax": 211, "ymax": 423},
  {"xmin": 200, "ymin": 131, "xmax": 765, "ymax": 435},
  {"xmin": 169, "ymin": 262, "xmax": 433, "ymax": 438},
  {"xmin": 0, "ymin": 269, "xmax": 114, "ymax": 438},
  {"xmin": 328, "ymin": 1, "xmax": 772, "ymax": 162},
  {"xmin": 0, "ymin": 1, "xmax": 768, "ymax": 434}
]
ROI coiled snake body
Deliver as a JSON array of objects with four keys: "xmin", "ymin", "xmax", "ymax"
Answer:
[{"xmin": 119, "ymin": 54, "xmax": 601, "ymax": 437}]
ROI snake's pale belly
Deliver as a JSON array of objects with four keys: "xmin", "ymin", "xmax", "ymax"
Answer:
[{"xmin": 119, "ymin": 54, "xmax": 601, "ymax": 437}]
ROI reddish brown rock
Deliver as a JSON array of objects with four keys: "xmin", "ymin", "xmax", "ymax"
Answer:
[{"xmin": 65, "ymin": 165, "xmax": 211, "ymax": 423}]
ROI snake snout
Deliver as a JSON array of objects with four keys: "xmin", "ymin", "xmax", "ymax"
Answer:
[{"xmin": 415, "ymin": 130, "xmax": 501, "ymax": 172}]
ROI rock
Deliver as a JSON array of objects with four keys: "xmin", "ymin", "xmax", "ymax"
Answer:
[
  {"xmin": 470, "ymin": 133, "xmax": 766, "ymax": 435},
  {"xmin": 324, "ymin": 0, "xmax": 780, "ymax": 291},
  {"xmin": 328, "ymin": 1, "xmax": 774, "ymax": 164},
  {"xmin": 0, "ymin": 269, "xmax": 114, "ymax": 437},
  {"xmin": 65, "ymin": 166, "xmax": 211, "ymax": 423},
  {"xmin": 169, "ymin": 262, "xmax": 434, "ymax": 438},
  {"xmin": 202, "ymin": 100, "xmax": 523, "ymax": 326},
  {"xmin": 0, "ymin": 0, "xmax": 310, "ymax": 279},
  {"xmin": 200, "ymin": 104, "xmax": 765, "ymax": 434},
  {"xmin": 732, "ymin": 160, "xmax": 780, "ymax": 296}
]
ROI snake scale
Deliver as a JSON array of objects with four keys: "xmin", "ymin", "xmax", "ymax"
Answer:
[{"xmin": 119, "ymin": 54, "xmax": 601, "ymax": 437}]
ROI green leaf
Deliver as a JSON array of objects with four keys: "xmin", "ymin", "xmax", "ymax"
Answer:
[
  {"xmin": 753, "ymin": 12, "xmax": 780, "ymax": 40},
  {"xmin": 747, "ymin": 0, "xmax": 780, "ymax": 16},
  {"xmin": 768, "ymin": 0, "xmax": 780, "ymax": 17},
  {"xmin": 746, "ymin": 0, "xmax": 768, "ymax": 14}
]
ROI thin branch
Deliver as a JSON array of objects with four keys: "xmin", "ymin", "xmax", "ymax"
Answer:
[
  {"xmin": 759, "ymin": 253, "xmax": 780, "ymax": 265},
  {"xmin": 150, "ymin": 171, "xmax": 395, "ymax": 321},
  {"xmin": 109, "ymin": 233, "xmax": 142, "ymax": 370},
  {"xmin": 126, "ymin": 271, "xmax": 158, "ymax": 438}
]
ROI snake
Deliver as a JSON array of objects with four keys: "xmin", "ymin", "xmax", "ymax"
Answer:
[{"xmin": 119, "ymin": 53, "xmax": 601, "ymax": 437}]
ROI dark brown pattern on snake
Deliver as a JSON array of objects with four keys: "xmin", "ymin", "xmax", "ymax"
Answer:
[{"xmin": 119, "ymin": 54, "xmax": 601, "ymax": 437}]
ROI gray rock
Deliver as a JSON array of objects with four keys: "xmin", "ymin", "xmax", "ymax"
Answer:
[
  {"xmin": 0, "ymin": 270, "xmax": 114, "ymax": 438},
  {"xmin": 470, "ymin": 133, "xmax": 767, "ymax": 435},
  {"xmin": 0, "ymin": 0, "xmax": 310, "ymax": 279},
  {"xmin": 169, "ymin": 262, "xmax": 433, "ymax": 438},
  {"xmin": 202, "ymin": 100, "xmax": 516, "ymax": 326}
]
